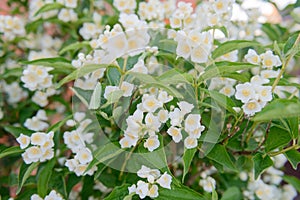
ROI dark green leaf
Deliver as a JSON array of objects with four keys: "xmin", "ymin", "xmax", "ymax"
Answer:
[
  {"xmin": 0, "ymin": 146, "xmax": 24, "ymax": 159},
  {"xmin": 34, "ymin": 3, "xmax": 63, "ymax": 17},
  {"xmin": 104, "ymin": 184, "xmax": 130, "ymax": 200},
  {"xmin": 4, "ymin": 125, "xmax": 33, "ymax": 138},
  {"xmin": 283, "ymin": 175, "xmax": 300, "ymax": 193},
  {"xmin": 221, "ymin": 187, "xmax": 242, "ymax": 200},
  {"xmin": 284, "ymin": 34, "xmax": 299, "ymax": 55},
  {"xmin": 253, "ymin": 153, "xmax": 273, "ymax": 179},
  {"xmin": 265, "ymin": 126, "xmax": 291, "ymax": 152},
  {"xmin": 200, "ymin": 62, "xmax": 258, "ymax": 81},
  {"xmin": 59, "ymin": 41, "xmax": 91, "ymax": 55},
  {"xmin": 206, "ymin": 144, "xmax": 236, "ymax": 171},
  {"xmin": 157, "ymin": 185, "xmax": 205, "ymax": 200},
  {"xmin": 285, "ymin": 149, "xmax": 300, "ymax": 170},
  {"xmin": 287, "ymin": 117, "xmax": 299, "ymax": 139},
  {"xmin": 253, "ymin": 99, "xmax": 300, "ymax": 121},
  {"xmin": 182, "ymin": 148, "xmax": 197, "ymax": 182},
  {"xmin": 17, "ymin": 162, "xmax": 39, "ymax": 194},
  {"xmin": 37, "ymin": 159, "xmax": 56, "ymax": 197},
  {"xmin": 212, "ymin": 40, "xmax": 261, "ymax": 59}
]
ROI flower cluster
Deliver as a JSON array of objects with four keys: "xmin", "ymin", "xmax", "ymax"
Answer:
[
  {"xmin": 235, "ymin": 81, "xmax": 272, "ymax": 116},
  {"xmin": 24, "ymin": 110, "xmax": 49, "ymax": 131},
  {"xmin": 31, "ymin": 190, "xmax": 64, "ymax": 200},
  {"xmin": 0, "ymin": 15, "xmax": 26, "ymax": 40},
  {"xmin": 17, "ymin": 131, "xmax": 55, "ymax": 164},
  {"xmin": 64, "ymin": 112, "xmax": 97, "ymax": 176},
  {"xmin": 128, "ymin": 165, "xmax": 172, "ymax": 199},
  {"xmin": 242, "ymin": 155, "xmax": 297, "ymax": 200}
]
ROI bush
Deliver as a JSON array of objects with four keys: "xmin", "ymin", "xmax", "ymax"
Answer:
[{"xmin": 0, "ymin": 0, "xmax": 300, "ymax": 199}]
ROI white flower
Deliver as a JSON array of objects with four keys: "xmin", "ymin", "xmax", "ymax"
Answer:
[
  {"xmin": 177, "ymin": 101, "xmax": 194, "ymax": 115},
  {"xmin": 261, "ymin": 69, "xmax": 280, "ymax": 79},
  {"xmin": 30, "ymin": 194, "xmax": 43, "ymax": 200},
  {"xmin": 58, "ymin": 8, "xmax": 78, "ymax": 22},
  {"xmin": 169, "ymin": 108, "xmax": 184, "ymax": 127},
  {"xmin": 242, "ymin": 100, "xmax": 262, "ymax": 116},
  {"xmin": 184, "ymin": 136, "xmax": 198, "ymax": 149},
  {"xmin": 142, "ymin": 94, "xmax": 162, "ymax": 113},
  {"xmin": 31, "ymin": 132, "xmax": 48, "ymax": 146},
  {"xmin": 137, "ymin": 165, "xmax": 161, "ymax": 180},
  {"xmin": 65, "ymin": 159, "xmax": 78, "ymax": 171},
  {"xmin": 235, "ymin": 83, "xmax": 255, "ymax": 103},
  {"xmin": 32, "ymin": 91, "xmax": 49, "ymax": 107},
  {"xmin": 113, "ymin": 0, "xmax": 136, "ymax": 13},
  {"xmin": 176, "ymin": 40, "xmax": 191, "ymax": 59},
  {"xmin": 74, "ymin": 164, "xmax": 88, "ymax": 176},
  {"xmin": 145, "ymin": 112, "xmax": 161, "ymax": 133},
  {"xmin": 128, "ymin": 184, "xmax": 137, "ymax": 194},
  {"xmin": 213, "ymin": 0, "xmax": 231, "ymax": 14},
  {"xmin": 120, "ymin": 81, "xmax": 134, "ymax": 97},
  {"xmin": 40, "ymin": 148, "xmax": 54, "ymax": 162},
  {"xmin": 44, "ymin": 190, "xmax": 63, "ymax": 200},
  {"xmin": 144, "ymin": 135, "xmax": 160, "ymax": 152},
  {"xmin": 170, "ymin": 16, "xmax": 182, "ymax": 28},
  {"xmin": 219, "ymin": 85, "xmax": 235, "ymax": 97},
  {"xmin": 120, "ymin": 135, "xmax": 138, "ymax": 148},
  {"xmin": 0, "ymin": 108, "xmax": 3, "ymax": 120},
  {"xmin": 24, "ymin": 117, "xmax": 49, "ymax": 131},
  {"xmin": 191, "ymin": 44, "xmax": 210, "ymax": 63},
  {"xmin": 157, "ymin": 109, "xmax": 169, "ymax": 123},
  {"xmin": 250, "ymin": 75, "xmax": 269, "ymax": 85},
  {"xmin": 260, "ymin": 50, "xmax": 282, "ymax": 69},
  {"xmin": 63, "ymin": 0, "xmax": 77, "ymax": 8},
  {"xmin": 199, "ymin": 176, "xmax": 216, "ymax": 193},
  {"xmin": 16, "ymin": 134, "xmax": 30, "ymax": 149},
  {"xmin": 148, "ymin": 184, "xmax": 159, "ymax": 198},
  {"xmin": 104, "ymin": 86, "xmax": 121, "ymax": 99},
  {"xmin": 255, "ymin": 86, "xmax": 272, "ymax": 102},
  {"xmin": 167, "ymin": 127, "xmax": 182, "ymax": 143},
  {"xmin": 25, "ymin": 146, "xmax": 43, "ymax": 163},
  {"xmin": 184, "ymin": 114, "xmax": 201, "ymax": 132},
  {"xmin": 75, "ymin": 148, "xmax": 93, "ymax": 164},
  {"xmin": 36, "ymin": 110, "xmax": 48, "ymax": 121},
  {"xmin": 136, "ymin": 180, "xmax": 149, "ymax": 199},
  {"xmin": 245, "ymin": 49, "xmax": 261, "ymax": 64},
  {"xmin": 188, "ymin": 126, "xmax": 205, "ymax": 139},
  {"xmin": 156, "ymin": 172, "xmax": 172, "ymax": 189},
  {"xmin": 130, "ymin": 60, "xmax": 148, "ymax": 74},
  {"xmin": 157, "ymin": 91, "xmax": 173, "ymax": 104}
]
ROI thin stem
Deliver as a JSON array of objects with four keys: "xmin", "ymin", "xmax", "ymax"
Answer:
[
  {"xmin": 272, "ymin": 33, "xmax": 300, "ymax": 92},
  {"xmin": 269, "ymin": 145, "xmax": 300, "ymax": 157}
]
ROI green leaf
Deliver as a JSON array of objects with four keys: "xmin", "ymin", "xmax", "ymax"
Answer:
[
  {"xmin": 212, "ymin": 40, "xmax": 260, "ymax": 59},
  {"xmin": 101, "ymin": 90, "xmax": 124, "ymax": 109},
  {"xmin": 221, "ymin": 187, "xmax": 242, "ymax": 200},
  {"xmin": 287, "ymin": 117, "xmax": 299, "ymax": 139},
  {"xmin": 0, "ymin": 146, "xmax": 24, "ymax": 159},
  {"xmin": 199, "ymin": 62, "xmax": 258, "ymax": 81},
  {"xmin": 285, "ymin": 149, "xmax": 300, "ymax": 170},
  {"xmin": 34, "ymin": 3, "xmax": 63, "ymax": 16},
  {"xmin": 57, "ymin": 64, "xmax": 110, "ymax": 88},
  {"xmin": 206, "ymin": 144, "xmax": 236, "ymax": 171},
  {"xmin": 104, "ymin": 184, "xmax": 130, "ymax": 200},
  {"xmin": 283, "ymin": 175, "xmax": 300, "ymax": 193},
  {"xmin": 203, "ymin": 89, "xmax": 237, "ymax": 115},
  {"xmin": 253, "ymin": 153, "xmax": 273, "ymax": 179},
  {"xmin": 89, "ymin": 82, "xmax": 102, "ymax": 109},
  {"xmin": 212, "ymin": 188, "xmax": 218, "ymax": 200},
  {"xmin": 21, "ymin": 57, "xmax": 74, "ymax": 74},
  {"xmin": 59, "ymin": 41, "xmax": 91, "ymax": 55},
  {"xmin": 0, "ymin": 68, "xmax": 22, "ymax": 79},
  {"xmin": 3, "ymin": 125, "xmax": 33, "ymax": 138},
  {"xmin": 37, "ymin": 159, "xmax": 56, "ymax": 197},
  {"xmin": 70, "ymin": 87, "xmax": 90, "ymax": 107},
  {"xmin": 284, "ymin": 34, "xmax": 299, "ymax": 55},
  {"xmin": 157, "ymin": 185, "xmax": 205, "ymax": 200},
  {"xmin": 86, "ymin": 142, "xmax": 123, "ymax": 172},
  {"xmin": 182, "ymin": 148, "xmax": 197, "ymax": 182},
  {"xmin": 17, "ymin": 162, "xmax": 39, "ymax": 194},
  {"xmin": 158, "ymin": 69, "xmax": 191, "ymax": 85},
  {"xmin": 128, "ymin": 72, "xmax": 184, "ymax": 98},
  {"xmin": 265, "ymin": 126, "xmax": 291, "ymax": 152},
  {"xmin": 48, "ymin": 115, "xmax": 72, "ymax": 132},
  {"xmin": 107, "ymin": 67, "xmax": 121, "ymax": 86},
  {"xmin": 253, "ymin": 99, "xmax": 300, "ymax": 121}
]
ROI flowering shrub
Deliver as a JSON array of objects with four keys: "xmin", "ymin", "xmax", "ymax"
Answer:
[{"xmin": 0, "ymin": 0, "xmax": 300, "ymax": 199}]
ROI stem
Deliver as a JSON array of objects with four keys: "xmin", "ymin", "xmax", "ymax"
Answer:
[
  {"xmin": 119, "ymin": 142, "xmax": 139, "ymax": 179},
  {"xmin": 252, "ymin": 120, "xmax": 272, "ymax": 153},
  {"xmin": 269, "ymin": 145, "xmax": 300, "ymax": 157},
  {"xmin": 272, "ymin": 33, "xmax": 300, "ymax": 92}
]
